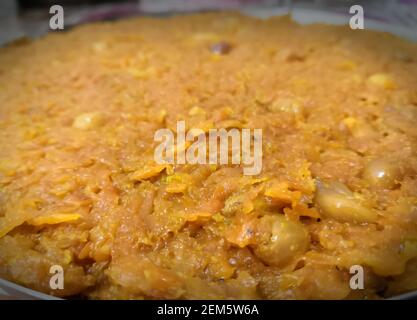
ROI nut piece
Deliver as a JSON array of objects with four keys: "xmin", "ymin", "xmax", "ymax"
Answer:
[
  {"xmin": 253, "ymin": 214, "xmax": 309, "ymax": 267},
  {"xmin": 363, "ymin": 158, "xmax": 402, "ymax": 189},
  {"xmin": 210, "ymin": 42, "xmax": 232, "ymax": 55},
  {"xmin": 73, "ymin": 112, "xmax": 104, "ymax": 130},
  {"xmin": 315, "ymin": 181, "xmax": 378, "ymax": 223},
  {"xmin": 367, "ymin": 73, "xmax": 395, "ymax": 89}
]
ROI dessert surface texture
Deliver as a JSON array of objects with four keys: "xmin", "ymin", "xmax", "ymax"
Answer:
[{"xmin": 0, "ymin": 13, "xmax": 417, "ymax": 299}]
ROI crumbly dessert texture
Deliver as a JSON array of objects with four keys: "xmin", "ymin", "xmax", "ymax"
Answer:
[{"xmin": 0, "ymin": 13, "xmax": 416, "ymax": 299}]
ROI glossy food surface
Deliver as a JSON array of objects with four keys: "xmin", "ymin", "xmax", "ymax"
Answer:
[{"xmin": 0, "ymin": 13, "xmax": 417, "ymax": 299}]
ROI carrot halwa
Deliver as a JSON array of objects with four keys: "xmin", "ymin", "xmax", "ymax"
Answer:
[{"xmin": 0, "ymin": 13, "xmax": 417, "ymax": 299}]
